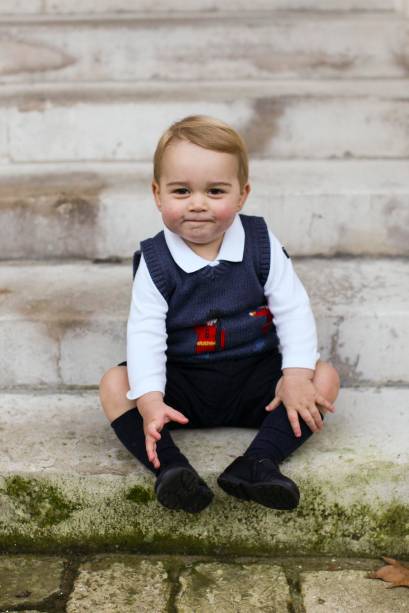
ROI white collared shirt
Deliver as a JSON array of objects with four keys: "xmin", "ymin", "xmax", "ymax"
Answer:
[{"xmin": 126, "ymin": 214, "xmax": 320, "ymax": 400}]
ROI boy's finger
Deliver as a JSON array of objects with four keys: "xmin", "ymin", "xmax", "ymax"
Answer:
[
  {"xmin": 265, "ymin": 396, "xmax": 281, "ymax": 411},
  {"xmin": 166, "ymin": 408, "xmax": 189, "ymax": 424},
  {"xmin": 316, "ymin": 394, "xmax": 336, "ymax": 412},
  {"xmin": 151, "ymin": 446, "xmax": 160, "ymax": 469},
  {"xmin": 308, "ymin": 404, "xmax": 324, "ymax": 430},
  {"xmin": 299, "ymin": 408, "xmax": 318, "ymax": 433},
  {"xmin": 146, "ymin": 423, "xmax": 161, "ymax": 441},
  {"xmin": 287, "ymin": 409, "xmax": 302, "ymax": 438},
  {"xmin": 146, "ymin": 436, "xmax": 160, "ymax": 468},
  {"xmin": 145, "ymin": 434, "xmax": 155, "ymax": 461}
]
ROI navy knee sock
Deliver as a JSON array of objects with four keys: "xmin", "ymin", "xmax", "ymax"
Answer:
[
  {"xmin": 110, "ymin": 407, "xmax": 190, "ymax": 475},
  {"xmin": 243, "ymin": 403, "xmax": 318, "ymax": 465}
]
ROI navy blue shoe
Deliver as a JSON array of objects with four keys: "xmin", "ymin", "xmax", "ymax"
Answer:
[
  {"xmin": 155, "ymin": 464, "xmax": 213, "ymax": 513},
  {"xmin": 217, "ymin": 456, "xmax": 300, "ymax": 510}
]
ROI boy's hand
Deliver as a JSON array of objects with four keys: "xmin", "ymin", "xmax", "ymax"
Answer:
[
  {"xmin": 265, "ymin": 374, "xmax": 335, "ymax": 438},
  {"xmin": 137, "ymin": 399, "xmax": 189, "ymax": 470}
]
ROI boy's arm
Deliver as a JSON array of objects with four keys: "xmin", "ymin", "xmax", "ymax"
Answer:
[
  {"xmin": 263, "ymin": 229, "xmax": 335, "ymax": 435},
  {"xmin": 126, "ymin": 254, "xmax": 168, "ymax": 402},
  {"xmin": 264, "ymin": 228, "xmax": 319, "ymax": 371},
  {"xmin": 126, "ymin": 255, "xmax": 190, "ymax": 468}
]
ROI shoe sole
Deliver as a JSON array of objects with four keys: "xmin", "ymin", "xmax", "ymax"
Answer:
[
  {"xmin": 217, "ymin": 474, "xmax": 299, "ymax": 510},
  {"xmin": 156, "ymin": 466, "xmax": 213, "ymax": 513}
]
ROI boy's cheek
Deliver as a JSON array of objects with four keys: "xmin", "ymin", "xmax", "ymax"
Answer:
[
  {"xmin": 161, "ymin": 207, "xmax": 184, "ymax": 225},
  {"xmin": 215, "ymin": 202, "xmax": 241, "ymax": 221}
]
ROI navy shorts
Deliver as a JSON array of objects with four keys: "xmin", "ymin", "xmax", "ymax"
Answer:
[{"xmin": 118, "ymin": 349, "xmax": 283, "ymax": 429}]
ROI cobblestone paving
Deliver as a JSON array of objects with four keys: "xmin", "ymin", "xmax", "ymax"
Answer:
[{"xmin": 0, "ymin": 554, "xmax": 408, "ymax": 612}]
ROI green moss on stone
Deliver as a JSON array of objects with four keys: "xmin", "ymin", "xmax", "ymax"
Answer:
[
  {"xmin": 1, "ymin": 475, "xmax": 408, "ymax": 557},
  {"xmin": 377, "ymin": 504, "xmax": 409, "ymax": 538},
  {"xmin": 126, "ymin": 485, "xmax": 155, "ymax": 505},
  {"xmin": 296, "ymin": 482, "xmax": 372, "ymax": 541},
  {"xmin": 4, "ymin": 476, "xmax": 80, "ymax": 528}
]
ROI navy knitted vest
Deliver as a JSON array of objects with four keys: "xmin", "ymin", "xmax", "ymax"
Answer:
[{"xmin": 140, "ymin": 213, "xmax": 279, "ymax": 362}]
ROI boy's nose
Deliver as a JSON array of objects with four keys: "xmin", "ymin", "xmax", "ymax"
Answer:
[{"xmin": 188, "ymin": 196, "xmax": 207, "ymax": 210}]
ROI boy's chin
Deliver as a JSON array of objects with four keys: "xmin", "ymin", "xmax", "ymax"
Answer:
[
  {"xmin": 182, "ymin": 237, "xmax": 208, "ymax": 246},
  {"xmin": 182, "ymin": 235, "xmax": 221, "ymax": 246}
]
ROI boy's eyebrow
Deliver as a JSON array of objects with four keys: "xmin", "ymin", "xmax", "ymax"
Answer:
[{"xmin": 166, "ymin": 181, "xmax": 232, "ymax": 187}]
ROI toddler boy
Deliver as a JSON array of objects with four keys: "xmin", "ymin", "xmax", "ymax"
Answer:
[{"xmin": 99, "ymin": 115, "xmax": 340, "ymax": 514}]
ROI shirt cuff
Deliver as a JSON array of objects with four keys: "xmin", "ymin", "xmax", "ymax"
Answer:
[
  {"xmin": 281, "ymin": 351, "xmax": 321, "ymax": 371},
  {"xmin": 126, "ymin": 377, "xmax": 166, "ymax": 401}
]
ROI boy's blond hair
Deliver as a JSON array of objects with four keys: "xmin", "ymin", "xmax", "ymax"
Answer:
[{"xmin": 153, "ymin": 115, "xmax": 249, "ymax": 193}]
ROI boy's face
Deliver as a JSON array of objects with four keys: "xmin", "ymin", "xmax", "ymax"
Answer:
[{"xmin": 152, "ymin": 139, "xmax": 250, "ymax": 258}]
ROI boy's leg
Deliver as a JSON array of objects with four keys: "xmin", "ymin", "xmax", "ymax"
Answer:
[
  {"xmin": 218, "ymin": 358, "xmax": 340, "ymax": 509},
  {"xmin": 100, "ymin": 364, "xmax": 213, "ymax": 513},
  {"xmin": 100, "ymin": 365, "xmax": 190, "ymax": 474},
  {"xmin": 243, "ymin": 360, "xmax": 340, "ymax": 462}
]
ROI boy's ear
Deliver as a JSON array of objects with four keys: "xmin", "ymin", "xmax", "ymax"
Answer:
[
  {"xmin": 237, "ymin": 182, "xmax": 251, "ymax": 210},
  {"xmin": 152, "ymin": 180, "xmax": 162, "ymax": 211}
]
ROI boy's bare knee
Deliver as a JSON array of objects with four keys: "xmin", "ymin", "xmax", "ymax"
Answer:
[
  {"xmin": 314, "ymin": 360, "xmax": 340, "ymax": 403},
  {"xmin": 100, "ymin": 366, "xmax": 124, "ymax": 398},
  {"xmin": 99, "ymin": 366, "xmax": 135, "ymax": 422}
]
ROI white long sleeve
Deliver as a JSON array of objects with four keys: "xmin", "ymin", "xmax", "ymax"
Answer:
[
  {"xmin": 126, "ymin": 226, "xmax": 320, "ymax": 400},
  {"xmin": 265, "ymin": 230, "xmax": 320, "ymax": 370},
  {"xmin": 126, "ymin": 255, "xmax": 168, "ymax": 400}
]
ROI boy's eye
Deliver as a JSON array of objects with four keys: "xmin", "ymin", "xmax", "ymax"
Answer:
[{"xmin": 171, "ymin": 187, "xmax": 225, "ymax": 195}]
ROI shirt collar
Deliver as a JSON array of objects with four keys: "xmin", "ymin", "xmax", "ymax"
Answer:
[{"xmin": 163, "ymin": 213, "xmax": 245, "ymax": 273}]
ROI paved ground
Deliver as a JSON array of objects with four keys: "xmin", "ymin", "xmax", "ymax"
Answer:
[{"xmin": 0, "ymin": 554, "xmax": 408, "ymax": 612}]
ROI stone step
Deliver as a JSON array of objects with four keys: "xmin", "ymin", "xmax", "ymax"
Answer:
[
  {"xmin": 1, "ymin": 80, "xmax": 409, "ymax": 165},
  {"xmin": 0, "ymin": 258, "xmax": 407, "ymax": 388},
  {"xmin": 0, "ymin": 387, "xmax": 408, "ymax": 556},
  {"xmin": 0, "ymin": 14, "xmax": 407, "ymax": 84},
  {"xmin": 0, "ymin": 0, "xmax": 398, "ymax": 16},
  {"xmin": 1, "ymin": 160, "xmax": 408, "ymax": 259}
]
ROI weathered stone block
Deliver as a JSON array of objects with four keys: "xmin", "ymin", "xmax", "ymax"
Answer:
[
  {"xmin": 0, "ymin": 14, "xmax": 408, "ymax": 84},
  {"xmin": 176, "ymin": 562, "xmax": 291, "ymax": 611},
  {"xmin": 0, "ymin": 113, "xmax": 8, "ymax": 163},
  {"xmin": 4, "ymin": 84, "xmax": 409, "ymax": 161},
  {"xmin": 1, "ymin": 160, "xmax": 408, "ymax": 259},
  {"xmin": 0, "ymin": 320, "xmax": 61, "ymax": 386},
  {"xmin": 301, "ymin": 570, "xmax": 409, "ymax": 612},
  {"xmin": 66, "ymin": 557, "xmax": 170, "ymax": 612},
  {"xmin": 0, "ymin": 1, "xmax": 42, "ymax": 14},
  {"xmin": 0, "ymin": 0, "xmax": 396, "ymax": 14},
  {"xmin": 0, "ymin": 259, "xmax": 407, "ymax": 386},
  {"xmin": 0, "ymin": 555, "xmax": 64, "ymax": 609}
]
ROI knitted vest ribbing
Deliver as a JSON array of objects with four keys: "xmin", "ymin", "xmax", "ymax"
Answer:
[{"xmin": 140, "ymin": 214, "xmax": 279, "ymax": 362}]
